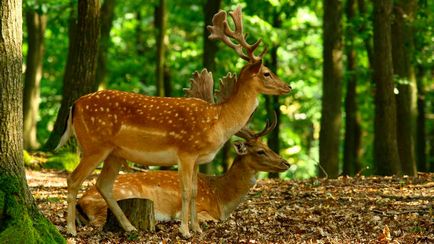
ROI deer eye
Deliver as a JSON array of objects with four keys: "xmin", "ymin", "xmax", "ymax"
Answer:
[
  {"xmin": 264, "ymin": 72, "xmax": 271, "ymax": 78},
  {"xmin": 257, "ymin": 149, "xmax": 266, "ymax": 155}
]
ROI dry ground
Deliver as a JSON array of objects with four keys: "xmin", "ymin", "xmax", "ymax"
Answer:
[{"xmin": 26, "ymin": 169, "xmax": 433, "ymax": 243}]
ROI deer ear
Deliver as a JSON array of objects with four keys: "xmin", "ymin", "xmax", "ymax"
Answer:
[
  {"xmin": 249, "ymin": 60, "xmax": 262, "ymax": 74},
  {"xmin": 233, "ymin": 141, "xmax": 248, "ymax": 155}
]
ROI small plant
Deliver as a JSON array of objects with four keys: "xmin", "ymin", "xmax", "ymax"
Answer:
[{"xmin": 43, "ymin": 151, "xmax": 79, "ymax": 172}]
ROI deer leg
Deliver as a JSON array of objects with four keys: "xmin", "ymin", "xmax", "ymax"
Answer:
[
  {"xmin": 178, "ymin": 155, "xmax": 196, "ymax": 238},
  {"xmin": 67, "ymin": 149, "xmax": 111, "ymax": 235},
  {"xmin": 96, "ymin": 155, "xmax": 137, "ymax": 232},
  {"xmin": 190, "ymin": 163, "xmax": 202, "ymax": 233}
]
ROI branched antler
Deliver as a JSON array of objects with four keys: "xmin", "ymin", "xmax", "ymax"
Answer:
[
  {"xmin": 235, "ymin": 111, "xmax": 277, "ymax": 140},
  {"xmin": 207, "ymin": 6, "xmax": 266, "ymax": 63},
  {"xmin": 184, "ymin": 69, "xmax": 215, "ymax": 104},
  {"xmin": 215, "ymin": 72, "xmax": 237, "ymax": 104}
]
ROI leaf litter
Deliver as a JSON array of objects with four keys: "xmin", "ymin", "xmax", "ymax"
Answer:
[{"xmin": 26, "ymin": 170, "xmax": 433, "ymax": 243}]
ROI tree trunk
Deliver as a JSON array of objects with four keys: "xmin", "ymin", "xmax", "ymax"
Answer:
[
  {"xmin": 372, "ymin": 0, "xmax": 401, "ymax": 175},
  {"xmin": 200, "ymin": 0, "xmax": 222, "ymax": 174},
  {"xmin": 103, "ymin": 198, "xmax": 155, "ymax": 232},
  {"xmin": 266, "ymin": 37, "xmax": 281, "ymax": 178},
  {"xmin": 155, "ymin": 0, "xmax": 167, "ymax": 97},
  {"xmin": 319, "ymin": 0, "xmax": 343, "ymax": 178},
  {"xmin": 43, "ymin": 0, "xmax": 101, "ymax": 151},
  {"xmin": 96, "ymin": 0, "xmax": 116, "ymax": 87},
  {"xmin": 343, "ymin": 0, "xmax": 362, "ymax": 176},
  {"xmin": 415, "ymin": 66, "xmax": 426, "ymax": 172},
  {"xmin": 357, "ymin": 0, "xmax": 374, "ymax": 68},
  {"xmin": 392, "ymin": 0, "xmax": 418, "ymax": 176},
  {"xmin": 0, "ymin": 0, "xmax": 64, "ymax": 242},
  {"xmin": 23, "ymin": 6, "xmax": 46, "ymax": 150}
]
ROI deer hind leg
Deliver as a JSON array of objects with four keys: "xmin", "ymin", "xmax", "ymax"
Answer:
[
  {"xmin": 190, "ymin": 163, "xmax": 202, "ymax": 233},
  {"xmin": 67, "ymin": 149, "xmax": 111, "ymax": 235},
  {"xmin": 178, "ymin": 155, "xmax": 197, "ymax": 238},
  {"xmin": 95, "ymin": 154, "xmax": 137, "ymax": 232}
]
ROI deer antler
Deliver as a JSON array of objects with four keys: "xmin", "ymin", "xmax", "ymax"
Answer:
[
  {"xmin": 235, "ymin": 111, "xmax": 277, "ymax": 140},
  {"xmin": 184, "ymin": 69, "xmax": 215, "ymax": 104},
  {"xmin": 215, "ymin": 72, "xmax": 237, "ymax": 104},
  {"xmin": 207, "ymin": 6, "xmax": 266, "ymax": 63}
]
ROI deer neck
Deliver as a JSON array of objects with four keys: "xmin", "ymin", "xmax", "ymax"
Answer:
[
  {"xmin": 218, "ymin": 79, "xmax": 259, "ymax": 139},
  {"xmin": 212, "ymin": 156, "xmax": 257, "ymax": 220}
]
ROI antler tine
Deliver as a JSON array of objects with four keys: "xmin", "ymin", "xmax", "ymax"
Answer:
[
  {"xmin": 208, "ymin": 5, "xmax": 263, "ymax": 63},
  {"xmin": 255, "ymin": 111, "xmax": 278, "ymax": 138}
]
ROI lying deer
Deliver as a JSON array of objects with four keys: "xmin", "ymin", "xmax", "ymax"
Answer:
[
  {"xmin": 58, "ymin": 6, "xmax": 291, "ymax": 237},
  {"xmin": 76, "ymin": 118, "xmax": 290, "ymax": 226}
]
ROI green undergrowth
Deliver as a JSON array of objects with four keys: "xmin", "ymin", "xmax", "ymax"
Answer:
[
  {"xmin": 0, "ymin": 175, "xmax": 65, "ymax": 243},
  {"xmin": 43, "ymin": 151, "xmax": 79, "ymax": 172}
]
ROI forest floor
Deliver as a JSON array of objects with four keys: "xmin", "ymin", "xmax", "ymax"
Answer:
[{"xmin": 26, "ymin": 169, "xmax": 433, "ymax": 243}]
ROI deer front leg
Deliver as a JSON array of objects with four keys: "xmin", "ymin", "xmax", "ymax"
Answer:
[
  {"xmin": 96, "ymin": 155, "xmax": 136, "ymax": 232},
  {"xmin": 190, "ymin": 163, "xmax": 202, "ymax": 233},
  {"xmin": 67, "ymin": 150, "xmax": 111, "ymax": 235},
  {"xmin": 178, "ymin": 155, "xmax": 197, "ymax": 238}
]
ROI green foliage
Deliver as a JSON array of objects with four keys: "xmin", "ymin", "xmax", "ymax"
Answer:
[{"xmin": 43, "ymin": 151, "xmax": 79, "ymax": 172}]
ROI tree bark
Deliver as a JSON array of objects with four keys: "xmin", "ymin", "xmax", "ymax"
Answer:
[
  {"xmin": 155, "ymin": 0, "xmax": 167, "ymax": 97},
  {"xmin": 343, "ymin": 0, "xmax": 362, "ymax": 176},
  {"xmin": 392, "ymin": 0, "xmax": 418, "ymax": 176},
  {"xmin": 415, "ymin": 66, "xmax": 426, "ymax": 172},
  {"xmin": 96, "ymin": 0, "xmax": 116, "ymax": 87},
  {"xmin": 23, "ymin": 5, "xmax": 47, "ymax": 150},
  {"xmin": 200, "ymin": 0, "xmax": 222, "ymax": 174},
  {"xmin": 103, "ymin": 198, "xmax": 155, "ymax": 232},
  {"xmin": 0, "ymin": 0, "xmax": 64, "ymax": 242},
  {"xmin": 43, "ymin": 0, "xmax": 101, "ymax": 151},
  {"xmin": 372, "ymin": 0, "xmax": 401, "ymax": 175},
  {"xmin": 319, "ymin": 0, "xmax": 343, "ymax": 178}
]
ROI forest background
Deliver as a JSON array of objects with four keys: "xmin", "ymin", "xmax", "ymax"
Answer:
[{"xmin": 21, "ymin": 0, "xmax": 434, "ymax": 179}]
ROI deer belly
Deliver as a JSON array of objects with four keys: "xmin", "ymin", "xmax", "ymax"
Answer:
[{"xmin": 112, "ymin": 147, "xmax": 178, "ymax": 166}]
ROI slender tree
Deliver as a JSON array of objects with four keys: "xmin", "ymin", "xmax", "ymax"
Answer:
[
  {"xmin": 392, "ymin": 0, "xmax": 418, "ymax": 176},
  {"xmin": 43, "ymin": 0, "xmax": 101, "ymax": 151},
  {"xmin": 372, "ymin": 0, "xmax": 401, "ymax": 175},
  {"xmin": 0, "ymin": 0, "xmax": 64, "ymax": 242},
  {"xmin": 343, "ymin": 0, "xmax": 362, "ymax": 176},
  {"xmin": 319, "ymin": 0, "xmax": 343, "ymax": 178},
  {"xmin": 96, "ymin": 0, "xmax": 116, "ymax": 87},
  {"xmin": 415, "ymin": 66, "xmax": 426, "ymax": 171},
  {"xmin": 23, "ymin": 2, "xmax": 47, "ymax": 150},
  {"xmin": 155, "ymin": 0, "xmax": 167, "ymax": 97},
  {"xmin": 200, "ymin": 0, "xmax": 222, "ymax": 174},
  {"xmin": 266, "ymin": 8, "xmax": 282, "ymax": 179}
]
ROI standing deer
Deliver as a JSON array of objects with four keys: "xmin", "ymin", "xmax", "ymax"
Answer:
[
  {"xmin": 76, "ymin": 118, "xmax": 290, "ymax": 227},
  {"xmin": 58, "ymin": 6, "xmax": 291, "ymax": 237}
]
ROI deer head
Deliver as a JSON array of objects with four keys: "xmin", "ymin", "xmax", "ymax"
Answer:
[{"xmin": 207, "ymin": 6, "xmax": 291, "ymax": 96}]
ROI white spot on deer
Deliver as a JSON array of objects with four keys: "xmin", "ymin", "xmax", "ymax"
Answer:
[
  {"xmin": 151, "ymin": 117, "xmax": 155, "ymax": 120},
  {"xmin": 168, "ymin": 120, "xmax": 172, "ymax": 124},
  {"xmin": 106, "ymin": 96, "xmax": 110, "ymax": 100},
  {"xmin": 100, "ymin": 107, "xmax": 104, "ymax": 111},
  {"xmin": 85, "ymin": 105, "xmax": 89, "ymax": 109},
  {"xmin": 174, "ymin": 113, "xmax": 179, "ymax": 117},
  {"xmin": 106, "ymin": 108, "xmax": 110, "ymax": 112},
  {"xmin": 91, "ymin": 117, "xmax": 95, "ymax": 123},
  {"xmin": 96, "ymin": 95, "xmax": 100, "ymax": 98},
  {"xmin": 115, "ymin": 102, "xmax": 119, "ymax": 107}
]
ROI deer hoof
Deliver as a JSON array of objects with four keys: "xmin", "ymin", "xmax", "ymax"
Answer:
[
  {"xmin": 192, "ymin": 224, "xmax": 203, "ymax": 234},
  {"xmin": 66, "ymin": 224, "xmax": 77, "ymax": 236},
  {"xmin": 179, "ymin": 225, "xmax": 192, "ymax": 239}
]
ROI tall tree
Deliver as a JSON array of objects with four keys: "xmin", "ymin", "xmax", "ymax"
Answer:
[
  {"xmin": 392, "ymin": 0, "xmax": 418, "ymax": 176},
  {"xmin": 43, "ymin": 0, "xmax": 101, "ymax": 151},
  {"xmin": 23, "ymin": 2, "xmax": 47, "ymax": 150},
  {"xmin": 372, "ymin": 0, "xmax": 401, "ymax": 175},
  {"xmin": 0, "ymin": 0, "xmax": 64, "ymax": 242},
  {"xmin": 415, "ymin": 66, "xmax": 426, "ymax": 172},
  {"xmin": 343, "ymin": 0, "xmax": 362, "ymax": 176},
  {"xmin": 200, "ymin": 0, "xmax": 222, "ymax": 174},
  {"xmin": 155, "ymin": 0, "xmax": 167, "ymax": 97},
  {"xmin": 319, "ymin": 0, "xmax": 343, "ymax": 178},
  {"xmin": 96, "ymin": 0, "xmax": 116, "ymax": 86},
  {"xmin": 266, "ymin": 8, "xmax": 282, "ymax": 179}
]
